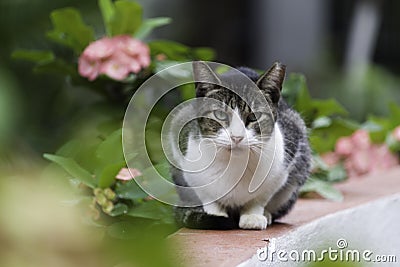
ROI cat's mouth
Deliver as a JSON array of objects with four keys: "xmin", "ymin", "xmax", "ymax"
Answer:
[
  {"xmin": 221, "ymin": 143, "xmax": 248, "ymax": 152},
  {"xmin": 210, "ymin": 139, "xmax": 251, "ymax": 153}
]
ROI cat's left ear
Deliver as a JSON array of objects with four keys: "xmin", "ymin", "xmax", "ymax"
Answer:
[
  {"xmin": 192, "ymin": 61, "xmax": 222, "ymax": 97},
  {"xmin": 256, "ymin": 62, "xmax": 286, "ymax": 104}
]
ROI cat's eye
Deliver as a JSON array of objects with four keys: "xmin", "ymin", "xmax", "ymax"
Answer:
[
  {"xmin": 213, "ymin": 110, "xmax": 229, "ymax": 121},
  {"xmin": 247, "ymin": 112, "xmax": 262, "ymax": 123}
]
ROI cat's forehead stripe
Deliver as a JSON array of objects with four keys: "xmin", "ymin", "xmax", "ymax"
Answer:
[{"xmin": 205, "ymin": 89, "xmax": 222, "ymax": 97}]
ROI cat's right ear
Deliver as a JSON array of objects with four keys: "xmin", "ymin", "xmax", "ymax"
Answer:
[
  {"xmin": 192, "ymin": 61, "xmax": 221, "ymax": 97},
  {"xmin": 256, "ymin": 62, "xmax": 286, "ymax": 104}
]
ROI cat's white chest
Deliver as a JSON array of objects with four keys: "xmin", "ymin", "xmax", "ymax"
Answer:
[{"xmin": 181, "ymin": 125, "xmax": 287, "ymax": 207}]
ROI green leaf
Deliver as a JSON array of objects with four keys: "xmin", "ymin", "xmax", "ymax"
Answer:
[
  {"xmin": 312, "ymin": 116, "xmax": 332, "ymax": 129},
  {"xmin": 109, "ymin": 203, "xmax": 128, "ymax": 217},
  {"xmin": 145, "ymin": 130, "xmax": 164, "ymax": 163},
  {"xmin": 98, "ymin": 161, "xmax": 126, "ymax": 188},
  {"xmin": 149, "ymin": 40, "xmax": 216, "ymax": 61},
  {"xmin": 178, "ymin": 83, "xmax": 195, "ymax": 101},
  {"xmin": 73, "ymin": 140, "xmax": 102, "ymax": 175},
  {"xmin": 109, "ymin": 0, "xmax": 142, "ymax": 36},
  {"xmin": 361, "ymin": 120, "xmax": 382, "ymax": 132},
  {"xmin": 301, "ymin": 178, "xmax": 343, "ymax": 202},
  {"xmin": 366, "ymin": 102, "xmax": 400, "ymax": 143},
  {"xmin": 282, "ymin": 73, "xmax": 308, "ymax": 107},
  {"xmin": 153, "ymin": 60, "xmax": 190, "ymax": 79},
  {"xmin": 98, "ymin": 0, "xmax": 115, "ymax": 36},
  {"xmin": 55, "ymin": 139, "xmax": 82, "ymax": 158},
  {"xmin": 282, "ymin": 73, "xmax": 348, "ymax": 127},
  {"xmin": 46, "ymin": 8, "xmax": 95, "ymax": 52},
  {"xmin": 152, "ymin": 161, "xmax": 172, "ymax": 181},
  {"xmin": 134, "ymin": 17, "xmax": 172, "ymax": 40},
  {"xmin": 215, "ymin": 65, "xmax": 231, "ymax": 74},
  {"xmin": 96, "ymin": 129, "xmax": 124, "ymax": 165},
  {"xmin": 33, "ymin": 59, "xmax": 77, "ymax": 76},
  {"xmin": 388, "ymin": 102, "xmax": 400, "ymax": 122},
  {"xmin": 311, "ymin": 99, "xmax": 348, "ymax": 119},
  {"xmin": 107, "ymin": 221, "xmax": 137, "ymax": 239},
  {"xmin": 310, "ymin": 118, "xmax": 358, "ymax": 153},
  {"xmin": 11, "ymin": 50, "xmax": 54, "ymax": 63},
  {"xmin": 149, "ymin": 40, "xmax": 190, "ymax": 61},
  {"xmin": 11, "ymin": 51, "xmax": 75, "ymax": 76},
  {"xmin": 386, "ymin": 132, "xmax": 400, "ymax": 152},
  {"xmin": 312, "ymin": 154, "xmax": 330, "ymax": 172},
  {"xmin": 96, "ymin": 119, "xmax": 123, "ymax": 136},
  {"xmin": 43, "ymin": 154, "xmax": 96, "ymax": 188},
  {"xmin": 127, "ymin": 200, "xmax": 173, "ymax": 221},
  {"xmin": 115, "ymin": 179, "xmax": 148, "ymax": 200},
  {"xmin": 193, "ymin": 47, "xmax": 216, "ymax": 61},
  {"xmin": 327, "ymin": 165, "xmax": 347, "ymax": 183}
]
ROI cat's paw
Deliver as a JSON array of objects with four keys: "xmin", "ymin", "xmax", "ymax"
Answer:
[
  {"xmin": 239, "ymin": 214, "xmax": 268, "ymax": 230},
  {"xmin": 264, "ymin": 211, "xmax": 273, "ymax": 225},
  {"xmin": 203, "ymin": 203, "xmax": 228, "ymax": 218},
  {"xmin": 208, "ymin": 211, "xmax": 229, "ymax": 217}
]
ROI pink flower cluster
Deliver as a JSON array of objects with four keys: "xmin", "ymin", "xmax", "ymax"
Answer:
[
  {"xmin": 78, "ymin": 35, "xmax": 151, "ymax": 81},
  {"xmin": 322, "ymin": 129, "xmax": 400, "ymax": 178},
  {"xmin": 116, "ymin": 168, "xmax": 142, "ymax": 181},
  {"xmin": 393, "ymin": 126, "xmax": 400, "ymax": 141}
]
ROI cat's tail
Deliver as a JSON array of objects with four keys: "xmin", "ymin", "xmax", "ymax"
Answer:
[{"xmin": 174, "ymin": 207, "xmax": 237, "ymax": 230}]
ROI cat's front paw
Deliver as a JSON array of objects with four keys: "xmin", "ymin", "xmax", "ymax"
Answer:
[
  {"xmin": 264, "ymin": 211, "xmax": 273, "ymax": 225},
  {"xmin": 239, "ymin": 214, "xmax": 268, "ymax": 230}
]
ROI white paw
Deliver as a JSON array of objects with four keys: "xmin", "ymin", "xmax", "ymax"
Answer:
[
  {"xmin": 264, "ymin": 211, "xmax": 273, "ymax": 225},
  {"xmin": 203, "ymin": 204, "xmax": 228, "ymax": 217},
  {"xmin": 239, "ymin": 214, "xmax": 268, "ymax": 230},
  {"xmin": 210, "ymin": 211, "xmax": 229, "ymax": 217}
]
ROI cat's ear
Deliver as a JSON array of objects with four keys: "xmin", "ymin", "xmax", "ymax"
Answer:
[
  {"xmin": 256, "ymin": 62, "xmax": 286, "ymax": 104},
  {"xmin": 192, "ymin": 61, "xmax": 221, "ymax": 97}
]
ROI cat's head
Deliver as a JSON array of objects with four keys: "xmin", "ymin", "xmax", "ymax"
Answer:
[{"xmin": 192, "ymin": 61, "xmax": 285, "ymax": 150}]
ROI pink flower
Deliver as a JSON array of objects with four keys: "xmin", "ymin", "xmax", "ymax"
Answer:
[
  {"xmin": 335, "ymin": 137, "xmax": 353, "ymax": 156},
  {"xmin": 78, "ymin": 56, "xmax": 100, "ymax": 81},
  {"xmin": 333, "ymin": 129, "xmax": 399, "ymax": 179},
  {"xmin": 321, "ymin": 152, "xmax": 340, "ymax": 167},
  {"xmin": 155, "ymin": 54, "xmax": 167, "ymax": 61},
  {"xmin": 78, "ymin": 35, "xmax": 151, "ymax": 81},
  {"xmin": 348, "ymin": 150, "xmax": 370, "ymax": 176},
  {"xmin": 116, "ymin": 168, "xmax": 142, "ymax": 181},
  {"xmin": 100, "ymin": 58, "xmax": 130, "ymax": 81},
  {"xmin": 392, "ymin": 126, "xmax": 400, "ymax": 142},
  {"xmin": 351, "ymin": 129, "xmax": 370, "ymax": 149},
  {"xmin": 369, "ymin": 145, "xmax": 399, "ymax": 172},
  {"xmin": 343, "ymin": 159, "xmax": 358, "ymax": 179},
  {"xmin": 82, "ymin": 37, "xmax": 114, "ymax": 60}
]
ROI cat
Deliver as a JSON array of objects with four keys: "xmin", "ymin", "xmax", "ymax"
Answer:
[{"xmin": 171, "ymin": 61, "xmax": 311, "ymax": 230}]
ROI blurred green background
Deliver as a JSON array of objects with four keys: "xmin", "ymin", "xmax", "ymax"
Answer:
[{"xmin": 2, "ymin": 0, "xmax": 400, "ymax": 164}]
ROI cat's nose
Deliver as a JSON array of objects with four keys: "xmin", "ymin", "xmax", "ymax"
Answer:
[{"xmin": 231, "ymin": 136, "xmax": 244, "ymax": 144}]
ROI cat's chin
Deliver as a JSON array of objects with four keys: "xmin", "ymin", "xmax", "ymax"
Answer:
[{"xmin": 222, "ymin": 144, "xmax": 249, "ymax": 153}]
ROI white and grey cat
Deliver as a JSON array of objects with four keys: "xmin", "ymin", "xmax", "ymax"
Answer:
[{"xmin": 172, "ymin": 61, "xmax": 311, "ymax": 230}]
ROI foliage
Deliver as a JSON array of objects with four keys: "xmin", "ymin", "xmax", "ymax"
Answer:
[
  {"xmin": 283, "ymin": 74, "xmax": 359, "ymax": 154},
  {"xmin": 366, "ymin": 103, "xmax": 400, "ymax": 143},
  {"xmin": 301, "ymin": 156, "xmax": 346, "ymax": 202},
  {"xmin": 12, "ymin": 0, "xmax": 214, "ymax": 103},
  {"xmin": 44, "ymin": 128, "xmax": 174, "ymax": 222},
  {"xmin": 318, "ymin": 65, "xmax": 400, "ymax": 122},
  {"xmin": 10, "ymin": 1, "xmax": 206, "ymax": 251},
  {"xmin": 283, "ymin": 74, "xmax": 400, "ymax": 201},
  {"xmin": 282, "ymin": 74, "xmax": 352, "ymax": 200}
]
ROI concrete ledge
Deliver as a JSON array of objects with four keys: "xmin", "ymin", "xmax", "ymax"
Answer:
[{"xmin": 169, "ymin": 168, "xmax": 400, "ymax": 267}]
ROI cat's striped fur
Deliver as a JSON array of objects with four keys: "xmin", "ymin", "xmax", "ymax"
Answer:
[{"xmin": 172, "ymin": 62, "xmax": 311, "ymax": 230}]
